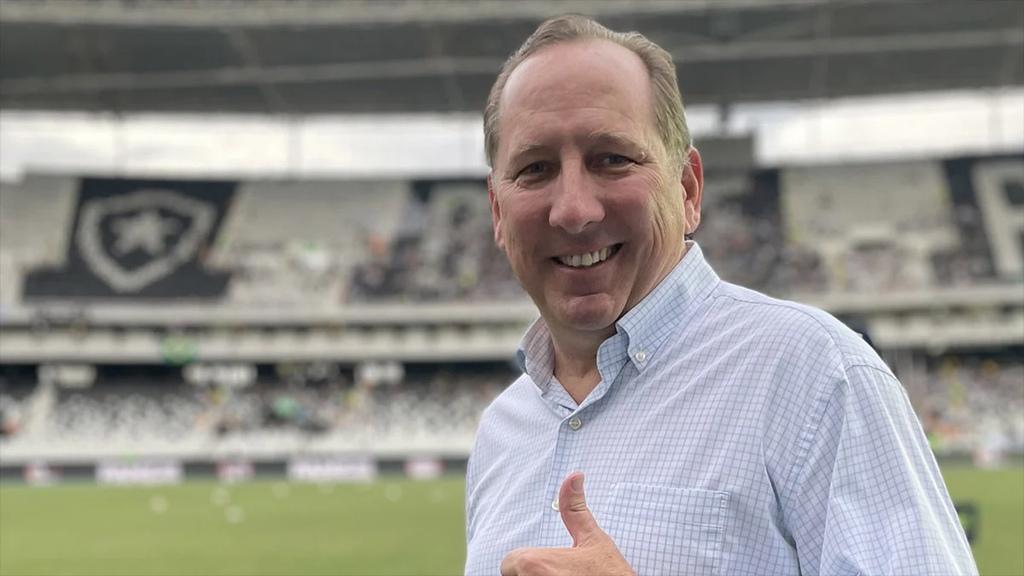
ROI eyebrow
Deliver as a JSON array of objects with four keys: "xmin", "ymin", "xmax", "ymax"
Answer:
[
  {"xmin": 506, "ymin": 132, "xmax": 650, "ymax": 164},
  {"xmin": 507, "ymin": 143, "xmax": 551, "ymax": 161},
  {"xmin": 582, "ymin": 131, "xmax": 648, "ymax": 152}
]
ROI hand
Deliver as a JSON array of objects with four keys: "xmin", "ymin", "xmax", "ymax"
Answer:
[{"xmin": 500, "ymin": 472, "xmax": 635, "ymax": 576}]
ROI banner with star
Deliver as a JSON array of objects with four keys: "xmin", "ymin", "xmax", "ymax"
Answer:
[{"xmin": 24, "ymin": 177, "xmax": 235, "ymax": 300}]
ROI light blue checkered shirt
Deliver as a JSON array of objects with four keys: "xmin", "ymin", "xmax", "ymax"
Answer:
[{"xmin": 465, "ymin": 243, "xmax": 976, "ymax": 575}]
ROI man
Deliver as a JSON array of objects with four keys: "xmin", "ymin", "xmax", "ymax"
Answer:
[{"xmin": 465, "ymin": 14, "xmax": 976, "ymax": 576}]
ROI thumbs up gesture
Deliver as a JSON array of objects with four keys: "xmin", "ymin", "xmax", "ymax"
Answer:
[{"xmin": 500, "ymin": 472, "xmax": 636, "ymax": 576}]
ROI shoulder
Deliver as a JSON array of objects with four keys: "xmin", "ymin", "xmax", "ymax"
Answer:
[
  {"xmin": 467, "ymin": 372, "xmax": 542, "ymax": 498},
  {"xmin": 477, "ymin": 372, "xmax": 537, "ymax": 428},
  {"xmin": 705, "ymin": 281, "xmax": 889, "ymax": 376},
  {"xmin": 694, "ymin": 281, "xmax": 901, "ymax": 450},
  {"xmin": 470, "ymin": 373, "xmax": 537, "ymax": 462}
]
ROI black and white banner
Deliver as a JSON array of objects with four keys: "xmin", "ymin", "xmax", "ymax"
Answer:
[{"xmin": 24, "ymin": 177, "xmax": 234, "ymax": 300}]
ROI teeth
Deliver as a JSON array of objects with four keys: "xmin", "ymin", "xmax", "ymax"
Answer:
[{"xmin": 558, "ymin": 246, "xmax": 615, "ymax": 268}]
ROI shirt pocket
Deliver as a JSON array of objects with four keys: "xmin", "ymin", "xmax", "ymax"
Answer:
[{"xmin": 600, "ymin": 483, "xmax": 729, "ymax": 576}]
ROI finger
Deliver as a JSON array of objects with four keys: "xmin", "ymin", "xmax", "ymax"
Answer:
[
  {"xmin": 500, "ymin": 547, "xmax": 578, "ymax": 576},
  {"xmin": 499, "ymin": 548, "xmax": 522, "ymax": 576},
  {"xmin": 558, "ymin": 471, "xmax": 601, "ymax": 547}
]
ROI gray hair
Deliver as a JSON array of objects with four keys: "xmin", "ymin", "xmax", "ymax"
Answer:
[{"xmin": 483, "ymin": 14, "xmax": 691, "ymax": 169}]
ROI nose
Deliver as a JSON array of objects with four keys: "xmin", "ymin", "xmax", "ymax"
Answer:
[{"xmin": 548, "ymin": 166, "xmax": 605, "ymax": 234}]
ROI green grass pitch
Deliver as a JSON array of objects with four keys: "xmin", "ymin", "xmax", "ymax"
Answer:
[
  {"xmin": 0, "ymin": 478, "xmax": 466, "ymax": 576},
  {"xmin": 1, "ymin": 468, "xmax": 1021, "ymax": 576},
  {"xmin": 943, "ymin": 466, "xmax": 1024, "ymax": 576}
]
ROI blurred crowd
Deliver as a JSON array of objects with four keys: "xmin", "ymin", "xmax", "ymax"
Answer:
[
  {"xmin": 1, "ymin": 354, "xmax": 1020, "ymax": 463},
  {"xmin": 343, "ymin": 165, "xmax": 1015, "ymax": 303},
  {"xmin": 348, "ymin": 182, "xmax": 522, "ymax": 302},
  {"xmin": 0, "ymin": 159, "xmax": 1020, "ymax": 464},
  {"xmin": 2, "ymin": 159, "xmax": 1017, "ymax": 310},
  {"xmin": 907, "ymin": 354, "xmax": 1024, "ymax": 464},
  {"xmin": 0, "ymin": 363, "xmax": 511, "ymax": 456}
]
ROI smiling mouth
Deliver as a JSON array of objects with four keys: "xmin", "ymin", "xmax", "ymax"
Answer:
[{"xmin": 553, "ymin": 244, "xmax": 622, "ymax": 269}]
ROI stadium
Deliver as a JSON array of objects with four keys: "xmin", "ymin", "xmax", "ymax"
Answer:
[{"xmin": 0, "ymin": 1, "xmax": 1022, "ymax": 575}]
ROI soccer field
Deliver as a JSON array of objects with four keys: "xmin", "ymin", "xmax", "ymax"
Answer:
[
  {"xmin": 943, "ymin": 466, "xmax": 1024, "ymax": 576},
  {"xmin": 1, "ymin": 468, "xmax": 1021, "ymax": 576},
  {"xmin": 0, "ymin": 478, "xmax": 466, "ymax": 576}
]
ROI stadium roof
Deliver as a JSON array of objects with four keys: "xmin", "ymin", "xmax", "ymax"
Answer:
[{"xmin": 1, "ymin": 0, "xmax": 1022, "ymax": 114}]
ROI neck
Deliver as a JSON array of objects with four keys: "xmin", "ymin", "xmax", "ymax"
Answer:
[
  {"xmin": 549, "ymin": 327, "xmax": 609, "ymax": 404},
  {"xmin": 544, "ymin": 243, "xmax": 693, "ymax": 404}
]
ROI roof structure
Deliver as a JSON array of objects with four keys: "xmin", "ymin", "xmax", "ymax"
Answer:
[{"xmin": 1, "ymin": 0, "xmax": 1022, "ymax": 114}]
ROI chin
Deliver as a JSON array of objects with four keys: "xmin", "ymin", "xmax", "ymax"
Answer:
[{"xmin": 553, "ymin": 294, "xmax": 623, "ymax": 333}]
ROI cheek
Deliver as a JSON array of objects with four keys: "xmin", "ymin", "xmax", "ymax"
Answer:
[
  {"xmin": 496, "ymin": 199, "xmax": 539, "ymax": 259},
  {"xmin": 609, "ymin": 172, "xmax": 682, "ymax": 247},
  {"xmin": 644, "ymin": 172, "xmax": 684, "ymax": 245}
]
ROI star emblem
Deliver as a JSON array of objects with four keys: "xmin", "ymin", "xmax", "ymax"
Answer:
[{"xmin": 111, "ymin": 209, "xmax": 180, "ymax": 256}]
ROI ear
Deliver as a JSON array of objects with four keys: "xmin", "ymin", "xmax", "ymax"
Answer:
[
  {"xmin": 681, "ymin": 147, "xmax": 704, "ymax": 235},
  {"xmin": 487, "ymin": 173, "xmax": 505, "ymax": 249}
]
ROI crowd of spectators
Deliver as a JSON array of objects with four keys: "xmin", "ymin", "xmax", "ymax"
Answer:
[
  {"xmin": 930, "ymin": 202, "xmax": 1000, "ymax": 286},
  {"xmin": 346, "ymin": 164, "xmax": 1014, "ymax": 303},
  {"xmin": 0, "ymin": 355, "xmax": 1018, "ymax": 464},
  {"xmin": 696, "ymin": 173, "xmax": 830, "ymax": 296},
  {"xmin": 0, "ymin": 363, "xmax": 513, "ymax": 456},
  {"xmin": 220, "ymin": 241, "xmax": 344, "ymax": 307},
  {"xmin": 906, "ymin": 352, "xmax": 1024, "ymax": 464},
  {"xmin": 0, "ymin": 161, "xmax": 1019, "ymax": 462},
  {"xmin": 1, "ymin": 161, "xmax": 1016, "ymax": 310},
  {"xmin": 0, "ymin": 373, "xmax": 33, "ymax": 439},
  {"xmin": 348, "ymin": 182, "xmax": 521, "ymax": 302}
]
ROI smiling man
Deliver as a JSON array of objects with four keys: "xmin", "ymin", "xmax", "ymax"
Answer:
[{"xmin": 465, "ymin": 15, "xmax": 976, "ymax": 576}]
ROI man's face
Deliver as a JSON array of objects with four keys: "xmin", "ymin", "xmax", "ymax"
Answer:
[{"xmin": 490, "ymin": 39, "xmax": 702, "ymax": 340}]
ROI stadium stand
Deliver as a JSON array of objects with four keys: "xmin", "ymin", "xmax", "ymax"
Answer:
[
  {"xmin": 0, "ymin": 366, "xmax": 36, "ymax": 439},
  {"xmin": 0, "ymin": 362, "xmax": 513, "ymax": 461},
  {"xmin": 0, "ymin": 153, "xmax": 1020, "ymax": 464},
  {"xmin": 780, "ymin": 160, "xmax": 960, "ymax": 291},
  {"xmin": 348, "ymin": 180, "xmax": 521, "ymax": 302},
  {"xmin": 1, "ymin": 352, "xmax": 1018, "ymax": 464},
  {"xmin": 214, "ymin": 180, "xmax": 408, "ymax": 305},
  {"xmin": 0, "ymin": 175, "xmax": 78, "ymax": 304},
  {"xmin": 342, "ymin": 155, "xmax": 1022, "ymax": 301},
  {"xmin": 904, "ymin": 352, "xmax": 1024, "ymax": 461},
  {"xmin": 1, "ymin": 155, "xmax": 1018, "ymax": 309}
]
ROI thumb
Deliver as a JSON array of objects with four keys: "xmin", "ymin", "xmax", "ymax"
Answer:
[{"xmin": 558, "ymin": 472, "xmax": 602, "ymax": 547}]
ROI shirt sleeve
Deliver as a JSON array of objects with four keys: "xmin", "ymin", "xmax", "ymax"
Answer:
[
  {"xmin": 788, "ymin": 363, "xmax": 978, "ymax": 575},
  {"xmin": 465, "ymin": 445, "xmax": 478, "ymax": 545}
]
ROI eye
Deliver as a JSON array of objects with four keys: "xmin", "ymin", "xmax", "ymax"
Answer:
[
  {"xmin": 597, "ymin": 153, "xmax": 633, "ymax": 168},
  {"xmin": 515, "ymin": 161, "xmax": 551, "ymax": 182}
]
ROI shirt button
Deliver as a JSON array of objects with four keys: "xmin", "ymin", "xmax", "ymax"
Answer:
[
  {"xmin": 568, "ymin": 416, "xmax": 582, "ymax": 431},
  {"xmin": 551, "ymin": 497, "xmax": 559, "ymax": 511},
  {"xmin": 634, "ymin": 350, "xmax": 647, "ymax": 362}
]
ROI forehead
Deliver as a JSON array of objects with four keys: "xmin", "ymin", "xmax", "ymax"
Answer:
[{"xmin": 497, "ymin": 39, "xmax": 656, "ymax": 158}]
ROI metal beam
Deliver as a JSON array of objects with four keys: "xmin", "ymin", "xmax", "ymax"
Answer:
[
  {"xmin": 3, "ymin": 28, "xmax": 1020, "ymax": 97},
  {"xmin": 220, "ymin": 27, "xmax": 291, "ymax": 113},
  {"xmin": 0, "ymin": 0, "xmax": 832, "ymax": 27}
]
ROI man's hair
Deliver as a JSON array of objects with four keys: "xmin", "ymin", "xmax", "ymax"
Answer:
[{"xmin": 483, "ymin": 14, "xmax": 691, "ymax": 169}]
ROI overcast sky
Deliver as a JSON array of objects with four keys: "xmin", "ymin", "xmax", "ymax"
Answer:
[{"xmin": 1, "ymin": 88, "xmax": 1021, "ymax": 183}]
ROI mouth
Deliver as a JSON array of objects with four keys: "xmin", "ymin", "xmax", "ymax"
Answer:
[{"xmin": 552, "ymin": 243, "xmax": 622, "ymax": 269}]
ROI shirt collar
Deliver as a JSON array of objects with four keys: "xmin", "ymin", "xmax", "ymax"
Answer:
[
  {"xmin": 515, "ymin": 316, "xmax": 556, "ymax": 394},
  {"xmin": 516, "ymin": 241, "xmax": 720, "ymax": 392},
  {"xmin": 615, "ymin": 241, "xmax": 719, "ymax": 371}
]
